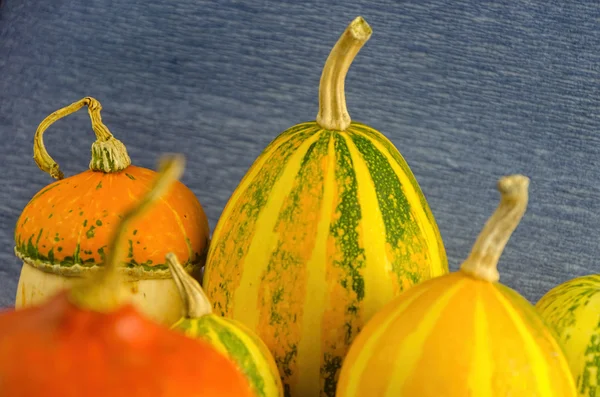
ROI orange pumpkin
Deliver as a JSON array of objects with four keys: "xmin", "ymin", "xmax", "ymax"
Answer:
[
  {"xmin": 0, "ymin": 154, "xmax": 254, "ymax": 397},
  {"xmin": 13, "ymin": 97, "xmax": 210, "ymax": 325}
]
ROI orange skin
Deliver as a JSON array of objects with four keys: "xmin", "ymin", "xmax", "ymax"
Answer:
[
  {"xmin": 0, "ymin": 291, "xmax": 255, "ymax": 397},
  {"xmin": 15, "ymin": 165, "xmax": 209, "ymax": 273}
]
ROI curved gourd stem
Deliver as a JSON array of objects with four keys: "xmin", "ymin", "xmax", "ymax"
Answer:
[
  {"xmin": 33, "ymin": 96, "xmax": 131, "ymax": 180},
  {"xmin": 68, "ymin": 154, "xmax": 186, "ymax": 313},
  {"xmin": 316, "ymin": 16, "xmax": 372, "ymax": 131},
  {"xmin": 460, "ymin": 174, "xmax": 530, "ymax": 282},
  {"xmin": 166, "ymin": 252, "xmax": 213, "ymax": 318}
]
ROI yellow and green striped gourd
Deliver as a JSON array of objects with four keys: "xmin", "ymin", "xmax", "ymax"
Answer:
[
  {"xmin": 336, "ymin": 175, "xmax": 577, "ymax": 397},
  {"xmin": 166, "ymin": 253, "xmax": 283, "ymax": 397},
  {"xmin": 536, "ymin": 275, "xmax": 600, "ymax": 396},
  {"xmin": 201, "ymin": 16, "xmax": 448, "ymax": 397}
]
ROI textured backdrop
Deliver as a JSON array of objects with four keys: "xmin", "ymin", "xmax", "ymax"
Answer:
[{"xmin": 1, "ymin": 0, "xmax": 599, "ymax": 308}]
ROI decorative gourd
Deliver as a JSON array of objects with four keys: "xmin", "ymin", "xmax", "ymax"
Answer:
[
  {"xmin": 202, "ymin": 16, "xmax": 448, "ymax": 396},
  {"xmin": 536, "ymin": 275, "xmax": 600, "ymax": 396},
  {"xmin": 336, "ymin": 175, "xmax": 577, "ymax": 397},
  {"xmin": 13, "ymin": 97, "xmax": 210, "ymax": 326},
  {"xmin": 0, "ymin": 154, "xmax": 254, "ymax": 397},
  {"xmin": 166, "ymin": 252, "xmax": 284, "ymax": 397}
]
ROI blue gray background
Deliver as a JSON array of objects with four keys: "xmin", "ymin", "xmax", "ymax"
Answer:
[{"xmin": 1, "ymin": 0, "xmax": 599, "ymax": 308}]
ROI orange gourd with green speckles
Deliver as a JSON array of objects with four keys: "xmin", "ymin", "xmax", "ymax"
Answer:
[{"xmin": 13, "ymin": 97, "xmax": 210, "ymax": 326}]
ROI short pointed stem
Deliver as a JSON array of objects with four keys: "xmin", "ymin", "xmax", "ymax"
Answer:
[
  {"xmin": 33, "ymin": 97, "xmax": 131, "ymax": 180},
  {"xmin": 460, "ymin": 175, "xmax": 530, "ymax": 282},
  {"xmin": 68, "ymin": 154, "xmax": 186, "ymax": 312},
  {"xmin": 166, "ymin": 252, "xmax": 212, "ymax": 318},
  {"xmin": 316, "ymin": 16, "xmax": 372, "ymax": 131}
]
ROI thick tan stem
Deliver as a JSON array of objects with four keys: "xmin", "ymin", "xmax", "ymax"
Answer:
[
  {"xmin": 166, "ymin": 252, "xmax": 212, "ymax": 318},
  {"xmin": 33, "ymin": 97, "xmax": 131, "ymax": 180},
  {"xmin": 315, "ymin": 16, "xmax": 372, "ymax": 131},
  {"xmin": 68, "ymin": 154, "xmax": 186, "ymax": 312},
  {"xmin": 460, "ymin": 175, "xmax": 530, "ymax": 282}
]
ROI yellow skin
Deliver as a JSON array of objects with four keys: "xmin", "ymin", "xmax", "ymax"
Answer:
[{"xmin": 337, "ymin": 272, "xmax": 576, "ymax": 396}]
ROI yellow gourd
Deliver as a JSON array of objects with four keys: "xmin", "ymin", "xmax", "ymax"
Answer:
[
  {"xmin": 336, "ymin": 175, "xmax": 577, "ymax": 397},
  {"xmin": 202, "ymin": 16, "xmax": 448, "ymax": 396}
]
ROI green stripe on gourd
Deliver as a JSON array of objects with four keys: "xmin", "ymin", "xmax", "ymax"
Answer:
[
  {"xmin": 349, "ymin": 123, "xmax": 446, "ymax": 245},
  {"xmin": 331, "ymin": 133, "xmax": 365, "ymax": 305},
  {"xmin": 321, "ymin": 132, "xmax": 364, "ymax": 396},
  {"xmin": 349, "ymin": 131, "xmax": 429, "ymax": 285}
]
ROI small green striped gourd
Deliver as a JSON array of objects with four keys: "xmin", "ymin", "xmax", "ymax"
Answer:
[
  {"xmin": 166, "ymin": 253, "xmax": 283, "ymax": 397},
  {"xmin": 202, "ymin": 16, "xmax": 448, "ymax": 397},
  {"xmin": 536, "ymin": 275, "xmax": 600, "ymax": 396},
  {"xmin": 337, "ymin": 175, "xmax": 577, "ymax": 397}
]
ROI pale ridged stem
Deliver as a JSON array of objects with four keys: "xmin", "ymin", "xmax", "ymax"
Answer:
[
  {"xmin": 460, "ymin": 175, "xmax": 530, "ymax": 282},
  {"xmin": 316, "ymin": 16, "xmax": 372, "ymax": 131}
]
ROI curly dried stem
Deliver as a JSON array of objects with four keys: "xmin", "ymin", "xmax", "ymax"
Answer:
[
  {"xmin": 166, "ymin": 252, "xmax": 213, "ymax": 318},
  {"xmin": 33, "ymin": 97, "xmax": 131, "ymax": 180},
  {"xmin": 316, "ymin": 16, "xmax": 372, "ymax": 131},
  {"xmin": 68, "ymin": 154, "xmax": 186, "ymax": 313},
  {"xmin": 460, "ymin": 175, "xmax": 530, "ymax": 282}
]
